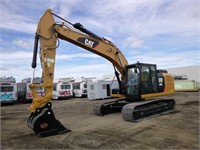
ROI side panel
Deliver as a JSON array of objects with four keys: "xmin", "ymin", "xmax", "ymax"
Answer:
[{"xmin": 141, "ymin": 73, "xmax": 175, "ymax": 99}]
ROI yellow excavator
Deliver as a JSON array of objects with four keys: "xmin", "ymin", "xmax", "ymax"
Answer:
[{"xmin": 27, "ymin": 9, "xmax": 176, "ymax": 137}]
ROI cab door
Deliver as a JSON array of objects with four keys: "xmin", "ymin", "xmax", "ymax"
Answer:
[{"xmin": 140, "ymin": 64, "xmax": 158, "ymax": 94}]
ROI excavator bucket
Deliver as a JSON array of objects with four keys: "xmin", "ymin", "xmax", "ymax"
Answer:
[{"xmin": 27, "ymin": 102, "xmax": 71, "ymax": 137}]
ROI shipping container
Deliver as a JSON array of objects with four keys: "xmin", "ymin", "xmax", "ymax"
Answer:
[
  {"xmin": 174, "ymin": 80, "xmax": 199, "ymax": 92},
  {"xmin": 87, "ymin": 80, "xmax": 112, "ymax": 100}
]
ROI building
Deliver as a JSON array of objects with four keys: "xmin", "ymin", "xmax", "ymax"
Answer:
[
  {"xmin": 166, "ymin": 65, "xmax": 200, "ymax": 88},
  {"xmin": 166, "ymin": 65, "xmax": 200, "ymax": 81}
]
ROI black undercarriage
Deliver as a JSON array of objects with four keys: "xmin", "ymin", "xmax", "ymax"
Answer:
[{"xmin": 93, "ymin": 98, "xmax": 176, "ymax": 122}]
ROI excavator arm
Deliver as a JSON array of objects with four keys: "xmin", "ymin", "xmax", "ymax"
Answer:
[
  {"xmin": 29, "ymin": 9, "xmax": 128, "ymax": 113},
  {"xmin": 28, "ymin": 9, "xmax": 128, "ymax": 136},
  {"xmin": 29, "ymin": 10, "xmax": 57, "ymax": 113}
]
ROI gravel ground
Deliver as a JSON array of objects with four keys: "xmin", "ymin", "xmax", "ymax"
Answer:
[{"xmin": 1, "ymin": 92, "xmax": 199, "ymax": 149}]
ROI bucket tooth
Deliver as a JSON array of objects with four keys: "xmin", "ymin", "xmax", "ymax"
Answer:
[{"xmin": 27, "ymin": 102, "xmax": 71, "ymax": 137}]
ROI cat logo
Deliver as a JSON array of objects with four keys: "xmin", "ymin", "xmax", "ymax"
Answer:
[{"xmin": 77, "ymin": 37, "xmax": 99, "ymax": 48}]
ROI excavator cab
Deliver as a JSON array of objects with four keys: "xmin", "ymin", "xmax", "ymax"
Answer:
[{"xmin": 125, "ymin": 62, "xmax": 159, "ymax": 100}]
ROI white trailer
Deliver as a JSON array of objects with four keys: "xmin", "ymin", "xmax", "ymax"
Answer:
[
  {"xmin": 17, "ymin": 77, "xmax": 44, "ymax": 103},
  {"xmin": 87, "ymin": 80, "xmax": 112, "ymax": 100},
  {"xmin": 72, "ymin": 82, "xmax": 88, "ymax": 97},
  {"xmin": 0, "ymin": 82, "xmax": 17, "ymax": 104},
  {"xmin": 0, "ymin": 76, "xmax": 17, "ymax": 104},
  {"xmin": 52, "ymin": 82, "xmax": 73, "ymax": 100},
  {"xmin": 72, "ymin": 77, "xmax": 94, "ymax": 98},
  {"xmin": 17, "ymin": 82, "xmax": 44, "ymax": 102}
]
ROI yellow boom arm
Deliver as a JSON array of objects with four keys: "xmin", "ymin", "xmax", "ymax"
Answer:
[{"xmin": 29, "ymin": 9, "xmax": 128, "ymax": 112}]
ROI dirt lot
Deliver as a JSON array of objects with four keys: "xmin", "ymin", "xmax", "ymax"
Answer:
[{"xmin": 1, "ymin": 92, "xmax": 199, "ymax": 149}]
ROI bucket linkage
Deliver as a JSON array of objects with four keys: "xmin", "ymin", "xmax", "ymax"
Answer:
[{"xmin": 27, "ymin": 102, "xmax": 71, "ymax": 137}]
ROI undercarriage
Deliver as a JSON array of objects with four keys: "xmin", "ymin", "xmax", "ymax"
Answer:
[{"xmin": 94, "ymin": 98, "xmax": 176, "ymax": 122}]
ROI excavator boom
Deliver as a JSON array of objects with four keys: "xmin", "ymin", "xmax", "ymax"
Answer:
[
  {"xmin": 28, "ymin": 9, "xmax": 128, "ymax": 136},
  {"xmin": 29, "ymin": 9, "xmax": 129, "ymax": 113}
]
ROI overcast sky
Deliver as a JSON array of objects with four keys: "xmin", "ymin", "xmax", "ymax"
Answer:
[{"xmin": 0, "ymin": 0, "xmax": 199, "ymax": 82}]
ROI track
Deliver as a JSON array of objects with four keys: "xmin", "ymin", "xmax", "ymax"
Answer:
[
  {"xmin": 122, "ymin": 99, "xmax": 176, "ymax": 122},
  {"xmin": 93, "ymin": 98, "xmax": 176, "ymax": 122}
]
